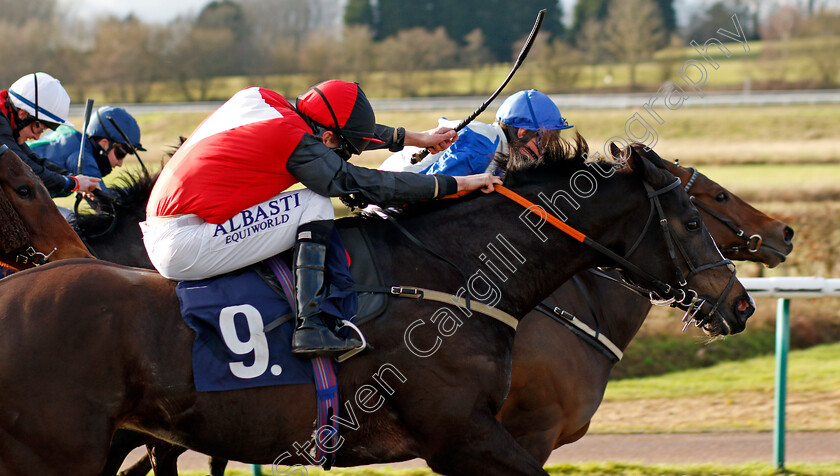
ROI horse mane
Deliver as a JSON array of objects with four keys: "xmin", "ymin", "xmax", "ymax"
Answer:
[
  {"xmin": 0, "ymin": 186, "xmax": 28, "ymax": 252},
  {"xmin": 71, "ymin": 169, "xmax": 160, "ymax": 237},
  {"xmin": 494, "ymin": 131, "xmax": 590, "ymax": 179}
]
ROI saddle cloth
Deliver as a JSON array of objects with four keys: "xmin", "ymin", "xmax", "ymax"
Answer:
[{"xmin": 177, "ymin": 228, "xmax": 359, "ymax": 392}]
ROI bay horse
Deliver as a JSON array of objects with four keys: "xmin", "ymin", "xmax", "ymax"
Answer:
[
  {"xmin": 0, "ymin": 140, "xmax": 754, "ymax": 476},
  {"xmin": 498, "ymin": 149, "xmax": 795, "ymax": 464},
  {"xmin": 0, "ymin": 144, "xmax": 92, "ymax": 269},
  {"xmin": 92, "ymin": 147, "xmax": 792, "ymax": 476}
]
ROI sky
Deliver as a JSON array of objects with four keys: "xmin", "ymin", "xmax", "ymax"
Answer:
[{"xmin": 58, "ymin": 0, "xmax": 212, "ymax": 24}]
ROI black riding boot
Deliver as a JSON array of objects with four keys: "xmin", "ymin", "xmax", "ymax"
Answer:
[{"xmin": 291, "ymin": 220, "xmax": 361, "ymax": 357}]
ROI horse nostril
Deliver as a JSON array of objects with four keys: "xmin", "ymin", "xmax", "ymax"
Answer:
[
  {"xmin": 735, "ymin": 295, "xmax": 755, "ymax": 320},
  {"xmin": 783, "ymin": 226, "xmax": 794, "ymax": 244}
]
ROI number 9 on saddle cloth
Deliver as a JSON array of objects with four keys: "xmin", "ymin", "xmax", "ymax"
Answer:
[{"xmin": 176, "ymin": 228, "xmax": 357, "ymax": 391}]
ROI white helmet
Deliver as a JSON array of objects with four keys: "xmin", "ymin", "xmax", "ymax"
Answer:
[{"xmin": 8, "ymin": 72, "xmax": 74, "ymax": 127}]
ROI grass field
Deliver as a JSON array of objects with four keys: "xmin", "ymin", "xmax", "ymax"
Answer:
[
  {"xmin": 591, "ymin": 342, "xmax": 840, "ymax": 433},
  {"xmin": 83, "ymin": 36, "xmax": 840, "ymax": 106}
]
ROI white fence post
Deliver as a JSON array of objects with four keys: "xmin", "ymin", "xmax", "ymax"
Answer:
[{"xmin": 739, "ymin": 277, "xmax": 840, "ymax": 470}]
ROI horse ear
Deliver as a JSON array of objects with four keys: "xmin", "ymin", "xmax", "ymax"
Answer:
[
  {"xmin": 635, "ymin": 150, "xmax": 673, "ymax": 188},
  {"xmin": 609, "ymin": 142, "xmax": 624, "ymax": 162}
]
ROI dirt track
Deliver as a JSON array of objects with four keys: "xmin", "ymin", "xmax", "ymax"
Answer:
[{"xmin": 121, "ymin": 431, "xmax": 840, "ymax": 473}]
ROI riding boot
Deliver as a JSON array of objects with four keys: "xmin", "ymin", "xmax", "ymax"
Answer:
[{"xmin": 291, "ymin": 220, "xmax": 361, "ymax": 357}]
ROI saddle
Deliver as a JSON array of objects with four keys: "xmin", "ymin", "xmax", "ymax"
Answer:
[
  {"xmin": 251, "ymin": 220, "xmax": 389, "ymax": 327},
  {"xmin": 252, "ymin": 216, "xmax": 518, "ymax": 334}
]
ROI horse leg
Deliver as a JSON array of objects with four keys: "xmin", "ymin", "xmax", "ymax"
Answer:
[
  {"xmin": 147, "ymin": 442, "xmax": 186, "ymax": 476},
  {"xmin": 209, "ymin": 457, "xmax": 229, "ymax": 476},
  {"xmin": 98, "ymin": 430, "xmax": 151, "ymax": 476},
  {"xmin": 117, "ymin": 453, "xmax": 152, "ymax": 476},
  {"xmin": 423, "ymin": 414, "xmax": 549, "ymax": 476},
  {"xmin": 0, "ymin": 415, "xmax": 113, "ymax": 476}
]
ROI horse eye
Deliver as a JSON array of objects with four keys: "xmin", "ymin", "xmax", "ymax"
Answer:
[
  {"xmin": 686, "ymin": 219, "xmax": 701, "ymax": 231},
  {"xmin": 16, "ymin": 186, "xmax": 32, "ymax": 198},
  {"xmin": 715, "ymin": 192, "xmax": 728, "ymax": 202}
]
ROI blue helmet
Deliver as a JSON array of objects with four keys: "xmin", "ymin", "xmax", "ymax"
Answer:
[
  {"xmin": 86, "ymin": 106, "xmax": 145, "ymax": 151},
  {"xmin": 496, "ymin": 89, "xmax": 572, "ymax": 131}
]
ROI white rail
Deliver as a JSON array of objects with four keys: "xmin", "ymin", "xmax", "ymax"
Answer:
[
  {"xmin": 737, "ymin": 276, "xmax": 840, "ymax": 470},
  {"xmin": 740, "ymin": 276, "xmax": 840, "ymax": 298}
]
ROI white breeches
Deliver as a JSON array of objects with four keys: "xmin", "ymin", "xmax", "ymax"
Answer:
[{"xmin": 140, "ymin": 188, "xmax": 334, "ymax": 281}]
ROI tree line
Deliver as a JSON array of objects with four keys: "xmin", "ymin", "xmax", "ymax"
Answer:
[{"xmin": 1, "ymin": 0, "xmax": 837, "ymax": 103}]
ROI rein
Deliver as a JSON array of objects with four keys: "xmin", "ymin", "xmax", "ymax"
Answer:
[
  {"xmin": 0, "ymin": 245, "xmax": 56, "ymax": 267},
  {"xmin": 494, "ymin": 182, "xmax": 737, "ymax": 331}
]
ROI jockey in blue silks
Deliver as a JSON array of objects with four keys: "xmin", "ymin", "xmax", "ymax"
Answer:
[
  {"xmin": 30, "ymin": 106, "xmax": 144, "ymax": 191},
  {"xmin": 379, "ymin": 89, "xmax": 573, "ymax": 176}
]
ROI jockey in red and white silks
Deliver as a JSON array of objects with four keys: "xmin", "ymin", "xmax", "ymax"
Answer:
[
  {"xmin": 141, "ymin": 80, "xmax": 501, "ymax": 356},
  {"xmin": 143, "ymin": 85, "xmax": 461, "ymax": 280}
]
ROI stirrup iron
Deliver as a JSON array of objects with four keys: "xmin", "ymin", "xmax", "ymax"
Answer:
[{"xmin": 336, "ymin": 320, "xmax": 367, "ymax": 363}]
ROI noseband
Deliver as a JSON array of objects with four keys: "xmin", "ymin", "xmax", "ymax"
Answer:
[{"xmin": 683, "ymin": 166, "xmax": 764, "ymax": 256}]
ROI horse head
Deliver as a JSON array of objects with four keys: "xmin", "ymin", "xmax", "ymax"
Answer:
[
  {"xmin": 603, "ymin": 142, "xmax": 754, "ymax": 335},
  {"xmin": 662, "ymin": 155, "xmax": 794, "ymax": 268},
  {"xmin": 0, "ymin": 145, "xmax": 92, "ymax": 270}
]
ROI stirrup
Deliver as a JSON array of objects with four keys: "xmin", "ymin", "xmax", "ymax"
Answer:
[{"xmin": 335, "ymin": 320, "xmax": 367, "ymax": 363}]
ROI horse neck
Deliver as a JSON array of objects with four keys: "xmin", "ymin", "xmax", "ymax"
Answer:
[
  {"xmin": 384, "ymin": 180, "xmax": 643, "ymax": 320},
  {"xmin": 79, "ymin": 197, "xmax": 151, "ymax": 268},
  {"xmin": 572, "ymin": 270, "xmax": 654, "ymax": 353}
]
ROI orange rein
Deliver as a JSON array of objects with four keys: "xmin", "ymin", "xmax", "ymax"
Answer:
[
  {"xmin": 440, "ymin": 185, "xmax": 587, "ymax": 243},
  {"xmin": 493, "ymin": 185, "xmax": 587, "ymax": 243}
]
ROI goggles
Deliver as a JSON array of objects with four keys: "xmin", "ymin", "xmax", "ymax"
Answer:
[{"xmin": 107, "ymin": 142, "xmax": 129, "ymax": 160}]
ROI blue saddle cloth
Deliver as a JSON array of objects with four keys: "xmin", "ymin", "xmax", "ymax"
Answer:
[{"xmin": 177, "ymin": 230, "xmax": 357, "ymax": 392}]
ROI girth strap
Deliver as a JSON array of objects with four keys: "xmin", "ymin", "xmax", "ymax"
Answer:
[
  {"xmin": 534, "ymin": 302, "xmax": 623, "ymax": 361},
  {"xmin": 352, "ymin": 284, "xmax": 518, "ymax": 330}
]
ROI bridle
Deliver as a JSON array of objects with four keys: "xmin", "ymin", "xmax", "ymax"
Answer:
[
  {"xmin": 683, "ymin": 166, "xmax": 761, "ymax": 255},
  {"xmin": 0, "ymin": 245, "xmax": 56, "ymax": 267},
  {"xmin": 496, "ymin": 174, "xmax": 738, "ymax": 333},
  {"xmin": 0, "ymin": 144, "xmax": 57, "ymax": 268}
]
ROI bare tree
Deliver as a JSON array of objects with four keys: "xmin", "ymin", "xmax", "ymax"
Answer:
[
  {"xmin": 377, "ymin": 27, "xmax": 457, "ymax": 96},
  {"xmin": 580, "ymin": 18, "xmax": 606, "ymax": 90},
  {"xmin": 339, "ymin": 25, "xmax": 376, "ymax": 84},
  {"xmin": 298, "ymin": 30, "xmax": 343, "ymax": 85},
  {"xmin": 798, "ymin": 8, "xmax": 840, "ymax": 86},
  {"xmin": 168, "ymin": 27, "xmax": 236, "ymax": 101},
  {"xmin": 603, "ymin": 0, "xmax": 665, "ymax": 89},
  {"xmin": 0, "ymin": 0, "xmax": 58, "ymax": 24},
  {"xmin": 0, "ymin": 20, "xmax": 56, "ymax": 87},
  {"xmin": 460, "ymin": 29, "xmax": 494, "ymax": 94},
  {"xmin": 88, "ymin": 17, "xmax": 163, "ymax": 103},
  {"xmin": 759, "ymin": 5, "xmax": 802, "ymax": 40},
  {"xmin": 530, "ymin": 33, "xmax": 583, "ymax": 91}
]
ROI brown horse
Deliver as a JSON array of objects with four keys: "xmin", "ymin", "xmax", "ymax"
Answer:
[
  {"xmin": 0, "ymin": 145, "xmax": 92, "ymax": 269},
  {"xmin": 498, "ymin": 151, "xmax": 794, "ymax": 464},
  {"xmin": 0, "ymin": 141, "xmax": 754, "ymax": 476},
  {"xmin": 84, "ymin": 151, "xmax": 790, "ymax": 476}
]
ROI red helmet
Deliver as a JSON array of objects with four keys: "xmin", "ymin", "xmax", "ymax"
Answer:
[{"xmin": 296, "ymin": 80, "xmax": 383, "ymax": 155}]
